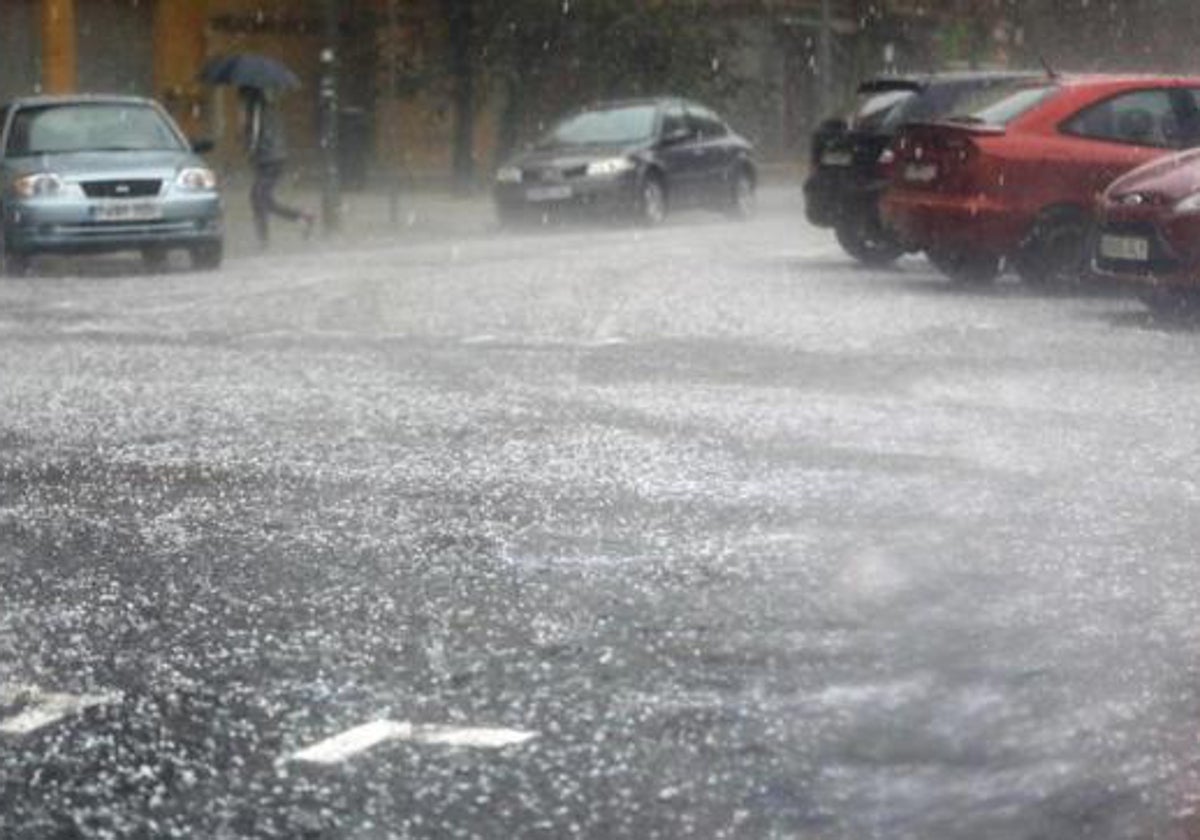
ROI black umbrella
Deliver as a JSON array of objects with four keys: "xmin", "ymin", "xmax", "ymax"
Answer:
[{"xmin": 198, "ymin": 53, "xmax": 300, "ymax": 90}]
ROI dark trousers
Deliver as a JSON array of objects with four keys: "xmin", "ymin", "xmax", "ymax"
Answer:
[{"xmin": 250, "ymin": 161, "xmax": 305, "ymax": 244}]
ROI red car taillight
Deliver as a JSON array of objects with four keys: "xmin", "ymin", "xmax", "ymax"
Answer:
[{"xmin": 893, "ymin": 125, "xmax": 1000, "ymax": 195}]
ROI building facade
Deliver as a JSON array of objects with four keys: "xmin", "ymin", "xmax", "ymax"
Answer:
[{"xmin": 10, "ymin": 0, "xmax": 1193, "ymax": 185}]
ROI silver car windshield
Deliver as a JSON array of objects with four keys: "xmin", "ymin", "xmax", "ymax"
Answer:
[
  {"xmin": 6, "ymin": 103, "xmax": 185, "ymax": 156},
  {"xmin": 543, "ymin": 105, "xmax": 658, "ymax": 147}
]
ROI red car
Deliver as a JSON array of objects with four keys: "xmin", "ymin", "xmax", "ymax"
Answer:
[
  {"xmin": 881, "ymin": 74, "xmax": 1200, "ymax": 284},
  {"xmin": 1092, "ymin": 148, "xmax": 1200, "ymax": 312}
]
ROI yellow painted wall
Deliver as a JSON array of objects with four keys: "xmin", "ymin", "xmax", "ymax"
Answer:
[
  {"xmin": 153, "ymin": 0, "xmax": 209, "ymax": 137},
  {"xmin": 41, "ymin": 0, "xmax": 77, "ymax": 93}
]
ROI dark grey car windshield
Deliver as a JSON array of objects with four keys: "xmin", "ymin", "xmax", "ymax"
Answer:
[
  {"xmin": 544, "ymin": 106, "xmax": 658, "ymax": 146},
  {"xmin": 6, "ymin": 103, "xmax": 185, "ymax": 156}
]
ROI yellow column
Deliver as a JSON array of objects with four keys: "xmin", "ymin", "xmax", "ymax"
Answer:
[
  {"xmin": 41, "ymin": 0, "xmax": 77, "ymax": 94},
  {"xmin": 153, "ymin": 0, "xmax": 210, "ymax": 135}
]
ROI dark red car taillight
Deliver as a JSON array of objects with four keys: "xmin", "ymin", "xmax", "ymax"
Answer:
[{"xmin": 893, "ymin": 124, "xmax": 1001, "ymax": 195}]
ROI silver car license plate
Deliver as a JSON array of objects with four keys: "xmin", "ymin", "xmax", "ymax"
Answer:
[
  {"xmin": 93, "ymin": 200, "xmax": 163, "ymax": 222},
  {"xmin": 1099, "ymin": 234, "xmax": 1149, "ymax": 261},
  {"xmin": 526, "ymin": 185, "xmax": 572, "ymax": 202}
]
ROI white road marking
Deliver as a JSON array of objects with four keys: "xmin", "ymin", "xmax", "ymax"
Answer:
[
  {"xmin": 288, "ymin": 720, "xmax": 539, "ymax": 765},
  {"xmin": 413, "ymin": 725, "xmax": 539, "ymax": 749},
  {"xmin": 290, "ymin": 720, "xmax": 414, "ymax": 765},
  {"xmin": 0, "ymin": 687, "xmax": 120, "ymax": 736}
]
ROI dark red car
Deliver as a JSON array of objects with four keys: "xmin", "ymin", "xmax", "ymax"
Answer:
[
  {"xmin": 1092, "ymin": 148, "xmax": 1200, "ymax": 312},
  {"xmin": 881, "ymin": 75, "xmax": 1200, "ymax": 284}
]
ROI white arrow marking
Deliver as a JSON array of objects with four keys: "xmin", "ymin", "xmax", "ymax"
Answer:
[
  {"xmin": 413, "ymin": 725, "xmax": 539, "ymax": 749},
  {"xmin": 290, "ymin": 720, "xmax": 414, "ymax": 765},
  {"xmin": 288, "ymin": 720, "xmax": 539, "ymax": 765},
  {"xmin": 0, "ymin": 687, "xmax": 120, "ymax": 736}
]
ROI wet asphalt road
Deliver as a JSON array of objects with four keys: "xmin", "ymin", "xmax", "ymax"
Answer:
[{"xmin": 4, "ymin": 185, "xmax": 1200, "ymax": 839}]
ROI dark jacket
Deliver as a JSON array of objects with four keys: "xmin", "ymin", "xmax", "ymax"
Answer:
[{"xmin": 243, "ymin": 92, "xmax": 287, "ymax": 165}]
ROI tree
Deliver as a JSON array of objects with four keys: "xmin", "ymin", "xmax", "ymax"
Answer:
[
  {"xmin": 442, "ymin": 0, "xmax": 476, "ymax": 190},
  {"xmin": 434, "ymin": 0, "xmax": 746, "ymax": 174}
]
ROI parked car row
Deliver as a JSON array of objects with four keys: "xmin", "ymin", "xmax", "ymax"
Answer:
[
  {"xmin": 10, "ymin": 81, "xmax": 1200, "ymax": 319},
  {"xmin": 807, "ymin": 69, "xmax": 1200, "ymax": 313}
]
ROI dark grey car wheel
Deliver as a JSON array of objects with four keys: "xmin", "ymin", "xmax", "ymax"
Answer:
[
  {"xmin": 638, "ymin": 175, "xmax": 667, "ymax": 226},
  {"xmin": 725, "ymin": 168, "xmax": 756, "ymax": 219}
]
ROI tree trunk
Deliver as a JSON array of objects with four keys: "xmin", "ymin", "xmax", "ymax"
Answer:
[{"xmin": 443, "ymin": 0, "xmax": 475, "ymax": 191}]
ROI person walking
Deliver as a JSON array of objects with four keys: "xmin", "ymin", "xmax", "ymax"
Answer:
[{"xmin": 239, "ymin": 85, "xmax": 315, "ymax": 246}]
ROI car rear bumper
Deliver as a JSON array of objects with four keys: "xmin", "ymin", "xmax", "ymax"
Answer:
[
  {"xmin": 494, "ymin": 173, "xmax": 640, "ymax": 220},
  {"xmin": 802, "ymin": 169, "xmax": 883, "ymax": 228},
  {"xmin": 881, "ymin": 189, "xmax": 1027, "ymax": 256},
  {"xmin": 4, "ymin": 194, "xmax": 223, "ymax": 255}
]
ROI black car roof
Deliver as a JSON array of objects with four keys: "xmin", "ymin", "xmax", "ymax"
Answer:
[{"xmin": 856, "ymin": 70, "xmax": 1044, "ymax": 95}]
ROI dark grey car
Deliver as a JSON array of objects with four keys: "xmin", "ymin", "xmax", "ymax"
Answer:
[
  {"xmin": 0, "ymin": 94, "xmax": 224, "ymax": 275},
  {"xmin": 493, "ymin": 97, "xmax": 757, "ymax": 226}
]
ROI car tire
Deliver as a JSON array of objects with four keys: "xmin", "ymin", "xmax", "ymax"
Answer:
[
  {"xmin": 637, "ymin": 173, "xmax": 667, "ymax": 226},
  {"xmin": 0, "ymin": 241, "xmax": 29, "ymax": 277},
  {"xmin": 725, "ymin": 168, "xmax": 756, "ymax": 220},
  {"xmin": 927, "ymin": 248, "xmax": 1001, "ymax": 285},
  {"xmin": 496, "ymin": 205, "xmax": 525, "ymax": 230},
  {"xmin": 141, "ymin": 246, "xmax": 170, "ymax": 272},
  {"xmin": 189, "ymin": 241, "xmax": 223, "ymax": 271},
  {"xmin": 1013, "ymin": 207, "xmax": 1090, "ymax": 288},
  {"xmin": 835, "ymin": 207, "xmax": 905, "ymax": 266},
  {"xmin": 1137, "ymin": 287, "xmax": 1200, "ymax": 317}
]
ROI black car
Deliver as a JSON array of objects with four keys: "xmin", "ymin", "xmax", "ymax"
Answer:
[
  {"xmin": 493, "ymin": 97, "xmax": 756, "ymax": 226},
  {"xmin": 804, "ymin": 71, "xmax": 1039, "ymax": 264}
]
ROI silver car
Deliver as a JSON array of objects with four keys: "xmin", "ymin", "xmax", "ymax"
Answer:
[{"xmin": 0, "ymin": 94, "xmax": 223, "ymax": 275}]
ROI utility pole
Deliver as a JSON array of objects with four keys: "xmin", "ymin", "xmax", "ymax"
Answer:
[
  {"xmin": 817, "ymin": 0, "xmax": 834, "ymax": 119},
  {"xmin": 319, "ymin": 0, "xmax": 342, "ymax": 234}
]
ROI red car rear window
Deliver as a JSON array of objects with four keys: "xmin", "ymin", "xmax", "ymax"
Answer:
[{"xmin": 965, "ymin": 85, "xmax": 1059, "ymax": 126}]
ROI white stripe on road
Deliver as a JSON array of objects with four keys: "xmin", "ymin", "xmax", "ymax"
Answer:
[
  {"xmin": 290, "ymin": 720, "xmax": 414, "ymax": 765},
  {"xmin": 289, "ymin": 720, "xmax": 539, "ymax": 765},
  {"xmin": 0, "ymin": 687, "xmax": 120, "ymax": 736},
  {"xmin": 413, "ymin": 725, "xmax": 539, "ymax": 749}
]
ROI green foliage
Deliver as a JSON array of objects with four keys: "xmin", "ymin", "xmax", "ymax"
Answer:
[{"xmin": 481, "ymin": 0, "xmax": 742, "ymax": 103}]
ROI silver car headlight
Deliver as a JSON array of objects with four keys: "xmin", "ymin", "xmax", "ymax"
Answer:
[
  {"xmin": 1174, "ymin": 192, "xmax": 1200, "ymax": 214},
  {"xmin": 176, "ymin": 167, "xmax": 218, "ymax": 192},
  {"xmin": 495, "ymin": 165, "xmax": 523, "ymax": 184},
  {"xmin": 586, "ymin": 157, "xmax": 635, "ymax": 178},
  {"xmin": 13, "ymin": 173, "xmax": 67, "ymax": 198}
]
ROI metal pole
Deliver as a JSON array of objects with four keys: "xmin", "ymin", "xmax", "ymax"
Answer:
[
  {"xmin": 388, "ymin": 0, "xmax": 401, "ymax": 225},
  {"xmin": 320, "ymin": 0, "xmax": 342, "ymax": 234},
  {"xmin": 817, "ymin": 0, "xmax": 834, "ymax": 119}
]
